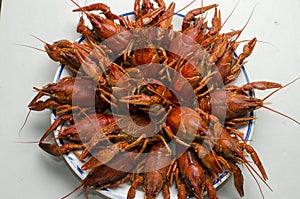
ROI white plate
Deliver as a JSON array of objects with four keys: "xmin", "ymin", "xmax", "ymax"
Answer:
[{"xmin": 51, "ymin": 12, "xmax": 255, "ymax": 199}]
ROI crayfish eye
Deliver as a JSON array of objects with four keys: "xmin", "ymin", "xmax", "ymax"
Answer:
[{"xmin": 233, "ymin": 152, "xmax": 239, "ymax": 157}]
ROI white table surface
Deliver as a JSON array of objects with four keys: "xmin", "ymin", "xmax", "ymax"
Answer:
[{"xmin": 1, "ymin": 0, "xmax": 300, "ymax": 198}]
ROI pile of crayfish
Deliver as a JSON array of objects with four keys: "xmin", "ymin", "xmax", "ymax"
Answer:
[{"xmin": 26, "ymin": 0, "xmax": 292, "ymax": 198}]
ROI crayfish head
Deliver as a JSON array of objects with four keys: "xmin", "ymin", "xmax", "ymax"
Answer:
[
  {"xmin": 44, "ymin": 40, "xmax": 74, "ymax": 62},
  {"xmin": 167, "ymin": 107, "xmax": 208, "ymax": 141},
  {"xmin": 41, "ymin": 77, "xmax": 75, "ymax": 103},
  {"xmin": 89, "ymin": 14, "xmax": 120, "ymax": 40},
  {"xmin": 184, "ymin": 164, "xmax": 206, "ymax": 198},
  {"xmin": 39, "ymin": 142, "xmax": 62, "ymax": 156},
  {"xmin": 214, "ymin": 128, "xmax": 244, "ymax": 160},
  {"xmin": 203, "ymin": 89, "xmax": 263, "ymax": 120},
  {"xmin": 226, "ymin": 92, "xmax": 263, "ymax": 119},
  {"xmin": 145, "ymin": 171, "xmax": 164, "ymax": 199}
]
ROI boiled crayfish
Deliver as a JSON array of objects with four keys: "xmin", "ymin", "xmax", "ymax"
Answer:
[{"xmin": 25, "ymin": 0, "xmax": 300, "ymax": 199}]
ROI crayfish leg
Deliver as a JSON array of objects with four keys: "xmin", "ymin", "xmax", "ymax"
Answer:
[
  {"xmin": 228, "ymin": 162, "xmax": 244, "ymax": 197},
  {"xmin": 240, "ymin": 143, "xmax": 268, "ymax": 181}
]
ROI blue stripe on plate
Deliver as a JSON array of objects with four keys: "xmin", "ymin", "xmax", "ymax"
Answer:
[
  {"xmin": 241, "ymin": 65, "xmax": 254, "ymax": 141},
  {"xmin": 234, "ymin": 52, "xmax": 255, "ymax": 142},
  {"xmin": 55, "ymin": 65, "xmax": 64, "ymax": 82},
  {"xmin": 119, "ymin": 11, "xmax": 134, "ymax": 17}
]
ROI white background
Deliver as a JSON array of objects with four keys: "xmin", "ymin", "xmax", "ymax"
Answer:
[{"xmin": 1, "ymin": 0, "xmax": 300, "ymax": 198}]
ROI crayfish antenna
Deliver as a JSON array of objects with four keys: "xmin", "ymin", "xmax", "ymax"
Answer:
[
  {"xmin": 235, "ymin": 39, "xmax": 275, "ymax": 48},
  {"xmin": 30, "ymin": 34, "xmax": 58, "ymax": 53},
  {"xmin": 244, "ymin": 163, "xmax": 268, "ymax": 199},
  {"xmin": 14, "ymin": 43, "xmax": 46, "ymax": 52},
  {"xmin": 174, "ymin": 0, "xmax": 196, "ymax": 16},
  {"xmin": 231, "ymin": 3, "xmax": 258, "ymax": 42},
  {"xmin": 16, "ymin": 140, "xmax": 40, "ymax": 144},
  {"xmin": 30, "ymin": 34, "xmax": 49, "ymax": 45},
  {"xmin": 220, "ymin": 0, "xmax": 241, "ymax": 29},
  {"xmin": 14, "ymin": 34, "xmax": 50, "ymax": 52},
  {"xmin": 261, "ymin": 77, "xmax": 300, "ymax": 126},
  {"xmin": 70, "ymin": 0, "xmax": 89, "ymax": 16},
  {"xmin": 61, "ymin": 181, "xmax": 87, "ymax": 199},
  {"xmin": 149, "ymin": 0, "xmax": 197, "ymax": 28},
  {"xmin": 244, "ymin": 160, "xmax": 272, "ymax": 190},
  {"xmin": 200, "ymin": 0, "xmax": 203, "ymax": 18},
  {"xmin": 241, "ymin": 157, "xmax": 274, "ymax": 199},
  {"xmin": 18, "ymin": 110, "xmax": 31, "ymax": 136},
  {"xmin": 263, "ymin": 77, "xmax": 300, "ymax": 101},
  {"xmin": 261, "ymin": 106, "xmax": 300, "ymax": 126},
  {"xmin": 16, "ymin": 137, "xmax": 58, "ymax": 144}
]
